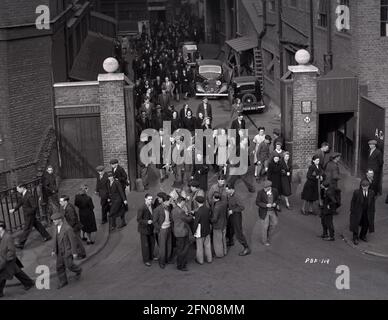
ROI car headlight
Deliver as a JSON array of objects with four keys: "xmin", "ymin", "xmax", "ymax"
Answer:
[
  {"xmin": 219, "ymin": 84, "xmax": 228, "ymax": 93},
  {"xmin": 216, "ymin": 80, "xmax": 221, "ymax": 86},
  {"xmin": 196, "ymin": 83, "xmax": 205, "ymax": 93}
]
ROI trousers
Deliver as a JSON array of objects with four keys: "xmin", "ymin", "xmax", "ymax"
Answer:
[
  {"xmin": 261, "ymin": 211, "xmax": 278, "ymax": 244},
  {"xmin": 176, "ymin": 236, "xmax": 190, "ymax": 269},
  {"xmin": 0, "ymin": 270, "xmax": 34, "ymax": 294},
  {"xmin": 140, "ymin": 233, "xmax": 155, "ymax": 263},
  {"xmin": 158, "ymin": 227, "xmax": 172, "ymax": 264},
  {"xmin": 213, "ymin": 228, "xmax": 227, "ymax": 257},
  {"xmin": 195, "ymin": 235, "xmax": 212, "ymax": 264},
  {"xmin": 228, "ymin": 212, "xmax": 249, "ymax": 248},
  {"xmin": 56, "ymin": 254, "xmax": 82, "ymax": 285},
  {"xmin": 321, "ymin": 215, "xmax": 335, "ymax": 238},
  {"xmin": 19, "ymin": 214, "xmax": 50, "ymax": 246}
]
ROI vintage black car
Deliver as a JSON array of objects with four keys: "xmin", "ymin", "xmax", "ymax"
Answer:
[
  {"xmin": 195, "ymin": 59, "xmax": 229, "ymax": 98},
  {"xmin": 229, "ymin": 76, "xmax": 265, "ymax": 112}
]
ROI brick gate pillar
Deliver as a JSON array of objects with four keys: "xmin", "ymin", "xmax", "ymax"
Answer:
[
  {"xmin": 98, "ymin": 58, "xmax": 130, "ymax": 179},
  {"xmin": 287, "ymin": 50, "xmax": 319, "ymax": 180}
]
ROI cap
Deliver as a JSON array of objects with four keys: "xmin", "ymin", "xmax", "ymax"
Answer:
[
  {"xmin": 361, "ymin": 179, "xmax": 370, "ymax": 187},
  {"xmin": 368, "ymin": 140, "xmax": 377, "ymax": 145},
  {"xmin": 330, "ymin": 152, "xmax": 341, "ymax": 160},
  {"xmin": 275, "ymin": 141, "xmax": 282, "ymax": 147},
  {"xmin": 189, "ymin": 180, "xmax": 200, "ymax": 188},
  {"xmin": 161, "ymin": 194, "xmax": 171, "ymax": 202},
  {"xmin": 96, "ymin": 165, "xmax": 105, "ymax": 172},
  {"xmin": 110, "ymin": 159, "xmax": 119, "ymax": 165},
  {"xmin": 273, "ymin": 128, "xmax": 280, "ymax": 135},
  {"xmin": 217, "ymin": 173, "xmax": 227, "ymax": 181},
  {"xmin": 202, "ymin": 96, "xmax": 208, "ymax": 101},
  {"xmin": 195, "ymin": 196, "xmax": 205, "ymax": 204},
  {"xmin": 263, "ymin": 180, "xmax": 272, "ymax": 188},
  {"xmin": 237, "ymin": 111, "xmax": 243, "ymax": 116},
  {"xmin": 51, "ymin": 212, "xmax": 64, "ymax": 220},
  {"xmin": 107, "ymin": 172, "xmax": 113, "ymax": 177},
  {"xmin": 322, "ymin": 181, "xmax": 330, "ymax": 188}
]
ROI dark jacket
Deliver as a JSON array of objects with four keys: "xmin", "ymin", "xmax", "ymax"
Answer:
[
  {"xmin": 152, "ymin": 205, "xmax": 171, "ymax": 234},
  {"xmin": 112, "ymin": 165, "xmax": 128, "ymax": 191},
  {"xmin": 172, "ymin": 206, "xmax": 193, "ymax": 238},
  {"xmin": 315, "ymin": 149, "xmax": 330, "ymax": 170},
  {"xmin": 321, "ymin": 186, "xmax": 338, "ymax": 216},
  {"xmin": 194, "ymin": 205, "xmax": 211, "ymax": 238},
  {"xmin": 13, "ymin": 191, "xmax": 37, "ymax": 216},
  {"xmin": 53, "ymin": 222, "xmax": 78, "ymax": 257},
  {"xmin": 280, "ymin": 159, "xmax": 292, "ymax": 196},
  {"xmin": 41, "ymin": 172, "xmax": 58, "ymax": 198},
  {"xmin": 0, "ymin": 232, "xmax": 24, "ymax": 282},
  {"xmin": 256, "ymin": 188, "xmax": 279, "ymax": 220},
  {"xmin": 227, "ymin": 192, "xmax": 245, "ymax": 213},
  {"xmin": 267, "ymin": 160, "xmax": 282, "ymax": 193},
  {"xmin": 230, "ymin": 118, "xmax": 246, "ymax": 131},
  {"xmin": 64, "ymin": 203, "xmax": 82, "ymax": 232},
  {"xmin": 108, "ymin": 180, "xmax": 126, "ymax": 217},
  {"xmin": 96, "ymin": 172, "xmax": 110, "ymax": 199},
  {"xmin": 210, "ymin": 200, "xmax": 227, "ymax": 230},
  {"xmin": 324, "ymin": 160, "xmax": 340, "ymax": 185},
  {"xmin": 192, "ymin": 164, "xmax": 209, "ymax": 192},
  {"xmin": 349, "ymin": 188, "xmax": 376, "ymax": 233},
  {"xmin": 137, "ymin": 204, "xmax": 154, "ymax": 235},
  {"xmin": 367, "ymin": 148, "xmax": 384, "ymax": 174},
  {"xmin": 301, "ymin": 164, "xmax": 324, "ymax": 202},
  {"xmin": 197, "ymin": 103, "xmax": 213, "ymax": 119}
]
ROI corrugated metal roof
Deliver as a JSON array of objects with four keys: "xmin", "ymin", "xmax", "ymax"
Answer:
[{"xmin": 225, "ymin": 36, "xmax": 258, "ymax": 52}]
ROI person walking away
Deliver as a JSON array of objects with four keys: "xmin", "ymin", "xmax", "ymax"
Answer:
[
  {"xmin": 95, "ymin": 165, "xmax": 110, "ymax": 224},
  {"xmin": 0, "ymin": 221, "xmax": 34, "ymax": 298},
  {"xmin": 153, "ymin": 194, "xmax": 173, "ymax": 269},
  {"xmin": 60, "ymin": 195, "xmax": 86, "ymax": 259},
  {"xmin": 137, "ymin": 194, "xmax": 156, "ymax": 267},
  {"xmin": 256, "ymin": 180, "xmax": 279, "ymax": 246},
  {"xmin": 319, "ymin": 181, "xmax": 338, "ymax": 241},
  {"xmin": 74, "ymin": 185, "xmax": 97, "ymax": 245},
  {"xmin": 9, "ymin": 185, "xmax": 51, "ymax": 249},
  {"xmin": 193, "ymin": 196, "xmax": 212, "ymax": 264},
  {"xmin": 210, "ymin": 192, "xmax": 228, "ymax": 258},
  {"xmin": 51, "ymin": 213, "xmax": 82, "ymax": 289},
  {"xmin": 301, "ymin": 155, "xmax": 324, "ymax": 215},
  {"xmin": 350, "ymin": 179, "xmax": 376, "ymax": 245},
  {"xmin": 225, "ymin": 184, "xmax": 251, "ymax": 256},
  {"xmin": 172, "ymin": 197, "xmax": 193, "ymax": 271}
]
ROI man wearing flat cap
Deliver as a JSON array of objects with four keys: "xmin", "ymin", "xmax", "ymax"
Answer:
[
  {"xmin": 324, "ymin": 152, "xmax": 341, "ymax": 188},
  {"xmin": 110, "ymin": 159, "xmax": 129, "ymax": 195},
  {"xmin": 51, "ymin": 213, "xmax": 82, "ymax": 289},
  {"xmin": 95, "ymin": 166, "xmax": 109, "ymax": 224},
  {"xmin": 349, "ymin": 179, "xmax": 376, "ymax": 245},
  {"xmin": 256, "ymin": 180, "xmax": 279, "ymax": 246},
  {"xmin": 367, "ymin": 140, "xmax": 383, "ymax": 195}
]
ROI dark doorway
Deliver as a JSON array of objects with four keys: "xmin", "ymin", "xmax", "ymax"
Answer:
[
  {"xmin": 58, "ymin": 115, "xmax": 103, "ymax": 179},
  {"xmin": 319, "ymin": 112, "xmax": 355, "ymax": 171}
]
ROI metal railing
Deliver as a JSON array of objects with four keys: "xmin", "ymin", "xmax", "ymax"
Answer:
[{"xmin": 0, "ymin": 179, "xmax": 43, "ymax": 233}]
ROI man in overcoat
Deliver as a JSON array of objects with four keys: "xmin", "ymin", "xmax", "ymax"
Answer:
[
  {"xmin": 107, "ymin": 172, "xmax": 128, "ymax": 230},
  {"xmin": 137, "ymin": 194, "xmax": 156, "ymax": 267},
  {"xmin": 95, "ymin": 165, "xmax": 110, "ymax": 224},
  {"xmin": 0, "ymin": 221, "xmax": 34, "ymax": 297},
  {"xmin": 367, "ymin": 139, "xmax": 383, "ymax": 195},
  {"xmin": 350, "ymin": 179, "xmax": 376, "ymax": 245}
]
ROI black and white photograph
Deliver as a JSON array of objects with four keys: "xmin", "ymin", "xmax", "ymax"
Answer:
[{"xmin": 1, "ymin": 0, "xmax": 388, "ymax": 308}]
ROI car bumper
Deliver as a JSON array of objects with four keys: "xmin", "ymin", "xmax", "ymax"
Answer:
[
  {"xmin": 243, "ymin": 104, "xmax": 266, "ymax": 111},
  {"xmin": 195, "ymin": 92, "xmax": 229, "ymax": 97}
]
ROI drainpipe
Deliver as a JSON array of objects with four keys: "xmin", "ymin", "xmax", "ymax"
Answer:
[{"xmin": 309, "ymin": 0, "xmax": 314, "ymax": 63}]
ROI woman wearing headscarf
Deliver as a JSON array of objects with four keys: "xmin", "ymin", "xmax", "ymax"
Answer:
[
  {"xmin": 74, "ymin": 185, "xmax": 97, "ymax": 245},
  {"xmin": 301, "ymin": 155, "xmax": 324, "ymax": 215}
]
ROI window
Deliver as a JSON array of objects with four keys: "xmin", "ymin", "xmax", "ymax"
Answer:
[
  {"xmin": 263, "ymin": 50, "xmax": 275, "ymax": 81},
  {"xmin": 336, "ymin": 0, "xmax": 350, "ymax": 33},
  {"xmin": 268, "ymin": 0, "xmax": 275, "ymax": 12},
  {"xmin": 289, "ymin": 0, "xmax": 297, "ymax": 8},
  {"xmin": 317, "ymin": 0, "xmax": 328, "ymax": 28},
  {"xmin": 382, "ymin": 0, "xmax": 388, "ymax": 36}
]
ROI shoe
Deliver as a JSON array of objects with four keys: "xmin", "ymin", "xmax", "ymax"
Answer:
[
  {"xmin": 153, "ymin": 257, "xmax": 159, "ymax": 261},
  {"xmin": 195, "ymin": 259, "xmax": 203, "ymax": 265},
  {"xmin": 43, "ymin": 236, "xmax": 52, "ymax": 242},
  {"xmin": 301, "ymin": 209, "xmax": 308, "ymax": 215},
  {"xmin": 278, "ymin": 207, "xmax": 282, "ymax": 212},
  {"xmin": 24, "ymin": 283, "xmax": 34, "ymax": 291},
  {"xmin": 178, "ymin": 266, "xmax": 188, "ymax": 272},
  {"xmin": 109, "ymin": 226, "xmax": 116, "ymax": 232},
  {"xmin": 145, "ymin": 262, "xmax": 152, "ymax": 267},
  {"xmin": 76, "ymin": 254, "xmax": 86, "ymax": 260},
  {"xmin": 353, "ymin": 239, "xmax": 359, "ymax": 245},
  {"xmin": 74, "ymin": 269, "xmax": 82, "ymax": 279},
  {"xmin": 82, "ymin": 237, "xmax": 87, "ymax": 241},
  {"xmin": 264, "ymin": 242, "xmax": 270, "ymax": 246},
  {"xmin": 57, "ymin": 282, "xmax": 68, "ymax": 289},
  {"xmin": 86, "ymin": 240, "xmax": 92, "ymax": 245},
  {"xmin": 239, "ymin": 247, "xmax": 251, "ymax": 256},
  {"xmin": 319, "ymin": 234, "xmax": 328, "ymax": 239},
  {"xmin": 159, "ymin": 263, "xmax": 166, "ymax": 269},
  {"xmin": 286, "ymin": 205, "xmax": 291, "ymax": 210},
  {"xmin": 323, "ymin": 237, "xmax": 335, "ymax": 241},
  {"xmin": 360, "ymin": 237, "xmax": 367, "ymax": 242}
]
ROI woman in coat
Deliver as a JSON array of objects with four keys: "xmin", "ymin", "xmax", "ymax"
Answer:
[
  {"xmin": 280, "ymin": 151, "xmax": 292, "ymax": 209},
  {"xmin": 301, "ymin": 155, "xmax": 324, "ymax": 215},
  {"xmin": 171, "ymin": 110, "xmax": 182, "ymax": 133},
  {"xmin": 182, "ymin": 108, "xmax": 196, "ymax": 134},
  {"xmin": 267, "ymin": 154, "xmax": 282, "ymax": 197},
  {"xmin": 75, "ymin": 185, "xmax": 97, "ymax": 245}
]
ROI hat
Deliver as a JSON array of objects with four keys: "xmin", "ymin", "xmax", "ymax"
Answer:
[
  {"xmin": 195, "ymin": 196, "xmax": 205, "ymax": 204},
  {"xmin": 110, "ymin": 159, "xmax": 119, "ymax": 164},
  {"xmin": 368, "ymin": 140, "xmax": 377, "ymax": 145},
  {"xmin": 107, "ymin": 172, "xmax": 113, "ymax": 177},
  {"xmin": 330, "ymin": 152, "xmax": 341, "ymax": 160},
  {"xmin": 189, "ymin": 180, "xmax": 200, "ymax": 188},
  {"xmin": 217, "ymin": 173, "xmax": 226, "ymax": 181},
  {"xmin": 361, "ymin": 179, "xmax": 370, "ymax": 187},
  {"xmin": 51, "ymin": 212, "xmax": 64, "ymax": 220},
  {"xmin": 322, "ymin": 181, "xmax": 330, "ymax": 188},
  {"xmin": 273, "ymin": 128, "xmax": 280, "ymax": 135},
  {"xmin": 275, "ymin": 141, "xmax": 282, "ymax": 147},
  {"xmin": 237, "ymin": 111, "xmax": 243, "ymax": 116},
  {"xmin": 157, "ymin": 192, "xmax": 167, "ymax": 198},
  {"xmin": 96, "ymin": 165, "xmax": 105, "ymax": 172},
  {"xmin": 263, "ymin": 180, "xmax": 272, "ymax": 188},
  {"xmin": 202, "ymin": 97, "xmax": 208, "ymax": 101},
  {"xmin": 161, "ymin": 194, "xmax": 171, "ymax": 202}
]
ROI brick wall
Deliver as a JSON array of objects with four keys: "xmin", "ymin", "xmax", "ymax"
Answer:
[{"xmin": 0, "ymin": 0, "xmax": 50, "ymax": 27}]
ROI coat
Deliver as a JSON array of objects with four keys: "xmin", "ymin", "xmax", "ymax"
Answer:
[
  {"xmin": 137, "ymin": 204, "xmax": 154, "ymax": 235},
  {"xmin": 112, "ymin": 165, "xmax": 128, "ymax": 192},
  {"xmin": 192, "ymin": 164, "xmax": 209, "ymax": 192},
  {"xmin": 301, "ymin": 164, "xmax": 324, "ymax": 202},
  {"xmin": 324, "ymin": 160, "xmax": 340, "ymax": 185},
  {"xmin": 53, "ymin": 223, "xmax": 78, "ymax": 258},
  {"xmin": 74, "ymin": 194, "xmax": 97, "ymax": 234},
  {"xmin": 267, "ymin": 160, "xmax": 282, "ymax": 193},
  {"xmin": 256, "ymin": 188, "xmax": 279, "ymax": 220},
  {"xmin": 193, "ymin": 205, "xmax": 211, "ymax": 238},
  {"xmin": 13, "ymin": 191, "xmax": 37, "ymax": 216},
  {"xmin": 256, "ymin": 142, "xmax": 270, "ymax": 164},
  {"xmin": 41, "ymin": 172, "xmax": 59, "ymax": 199},
  {"xmin": 349, "ymin": 188, "xmax": 376, "ymax": 233},
  {"xmin": 321, "ymin": 186, "xmax": 338, "ymax": 216},
  {"xmin": 64, "ymin": 203, "xmax": 82, "ymax": 233},
  {"xmin": 280, "ymin": 159, "xmax": 292, "ymax": 196},
  {"xmin": 95, "ymin": 172, "xmax": 110, "ymax": 199},
  {"xmin": 158, "ymin": 93, "xmax": 171, "ymax": 111},
  {"xmin": 207, "ymin": 183, "xmax": 227, "ymax": 206},
  {"xmin": 197, "ymin": 103, "xmax": 213, "ymax": 119},
  {"xmin": 108, "ymin": 180, "xmax": 126, "ymax": 217},
  {"xmin": 227, "ymin": 192, "xmax": 245, "ymax": 213},
  {"xmin": 315, "ymin": 149, "xmax": 330, "ymax": 170},
  {"xmin": 367, "ymin": 148, "xmax": 384, "ymax": 174},
  {"xmin": 171, "ymin": 206, "xmax": 193, "ymax": 238},
  {"xmin": 210, "ymin": 199, "xmax": 227, "ymax": 230},
  {"xmin": 0, "ymin": 232, "xmax": 23, "ymax": 282},
  {"xmin": 152, "ymin": 205, "xmax": 171, "ymax": 234}
]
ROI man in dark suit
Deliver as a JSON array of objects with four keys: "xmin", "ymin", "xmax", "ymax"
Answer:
[
  {"xmin": 193, "ymin": 196, "xmax": 212, "ymax": 264},
  {"xmin": 350, "ymin": 179, "xmax": 376, "ymax": 245},
  {"xmin": 256, "ymin": 180, "xmax": 279, "ymax": 246},
  {"xmin": 137, "ymin": 194, "xmax": 155, "ymax": 267},
  {"xmin": 367, "ymin": 139, "xmax": 384, "ymax": 195},
  {"xmin": 230, "ymin": 112, "xmax": 246, "ymax": 151},
  {"xmin": 0, "ymin": 221, "xmax": 34, "ymax": 297},
  {"xmin": 59, "ymin": 195, "xmax": 86, "ymax": 259},
  {"xmin": 197, "ymin": 97, "xmax": 213, "ymax": 120},
  {"xmin": 315, "ymin": 142, "xmax": 330, "ymax": 170},
  {"xmin": 41, "ymin": 165, "xmax": 60, "ymax": 223},
  {"xmin": 110, "ymin": 158, "xmax": 129, "ymax": 193},
  {"xmin": 51, "ymin": 212, "xmax": 82, "ymax": 289},
  {"xmin": 107, "ymin": 172, "xmax": 128, "ymax": 231},
  {"xmin": 158, "ymin": 86, "xmax": 171, "ymax": 114},
  {"xmin": 95, "ymin": 165, "xmax": 110, "ymax": 224},
  {"xmin": 365, "ymin": 169, "xmax": 379, "ymax": 196},
  {"xmin": 10, "ymin": 185, "xmax": 51, "ymax": 249}
]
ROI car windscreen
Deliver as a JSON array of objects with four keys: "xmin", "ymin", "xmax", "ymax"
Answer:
[
  {"xmin": 199, "ymin": 65, "xmax": 221, "ymax": 75},
  {"xmin": 237, "ymin": 84, "xmax": 255, "ymax": 91}
]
